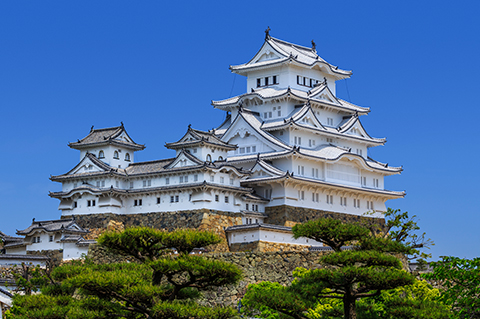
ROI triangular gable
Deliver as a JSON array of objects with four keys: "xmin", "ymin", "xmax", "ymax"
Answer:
[
  {"xmin": 246, "ymin": 160, "xmax": 286, "ymax": 179},
  {"xmin": 164, "ymin": 150, "xmax": 203, "ymax": 169},
  {"xmin": 245, "ymin": 40, "xmax": 288, "ymax": 66},
  {"xmin": 66, "ymin": 154, "xmax": 109, "ymax": 176},
  {"xmin": 309, "ymin": 85, "xmax": 341, "ymax": 106},
  {"xmin": 221, "ymin": 111, "xmax": 290, "ymax": 153},
  {"xmin": 338, "ymin": 116, "xmax": 376, "ymax": 141},
  {"xmin": 114, "ymin": 130, "xmax": 135, "ymax": 144},
  {"xmin": 292, "ymin": 105, "xmax": 326, "ymax": 130}
]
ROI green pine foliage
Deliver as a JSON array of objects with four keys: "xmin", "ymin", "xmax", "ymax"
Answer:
[
  {"xmin": 423, "ymin": 256, "xmax": 480, "ymax": 318},
  {"xmin": 6, "ymin": 227, "xmax": 242, "ymax": 319},
  {"xmin": 243, "ymin": 212, "xmax": 449, "ymax": 319}
]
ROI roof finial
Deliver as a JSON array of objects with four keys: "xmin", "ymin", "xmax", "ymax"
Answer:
[
  {"xmin": 188, "ymin": 124, "xmax": 192, "ymax": 129},
  {"xmin": 311, "ymin": 40, "xmax": 316, "ymax": 51},
  {"xmin": 265, "ymin": 26, "xmax": 271, "ymax": 40},
  {"xmin": 324, "ymin": 77, "xmax": 327, "ymax": 85},
  {"xmin": 32, "ymin": 218, "xmax": 35, "ymax": 222},
  {"xmin": 120, "ymin": 121, "xmax": 124, "ymax": 128},
  {"xmin": 90, "ymin": 125, "xmax": 94, "ymax": 132}
]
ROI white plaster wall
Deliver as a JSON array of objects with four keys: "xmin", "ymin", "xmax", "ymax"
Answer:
[
  {"xmin": 80, "ymin": 145, "xmax": 134, "ymax": 169},
  {"xmin": 63, "ymin": 243, "xmax": 89, "ymax": 260},
  {"xmin": 228, "ymin": 228, "xmax": 322, "ymax": 246}
]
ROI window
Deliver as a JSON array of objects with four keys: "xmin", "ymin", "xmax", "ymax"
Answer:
[
  {"xmin": 257, "ymin": 78, "xmax": 261, "ymax": 87},
  {"xmin": 143, "ymin": 180, "xmax": 151, "ymax": 187},
  {"xmin": 113, "ymin": 151, "xmax": 119, "ymax": 159},
  {"xmin": 327, "ymin": 138, "xmax": 333, "ymax": 143},
  {"xmin": 362, "ymin": 176, "xmax": 367, "ymax": 186},
  {"xmin": 309, "ymin": 139, "xmax": 316, "ymax": 147},
  {"xmin": 210, "ymin": 175, "xmax": 214, "ymax": 182},
  {"xmin": 264, "ymin": 77, "xmax": 269, "ymax": 86},
  {"xmin": 263, "ymin": 112, "xmax": 267, "ymax": 119},
  {"xmin": 193, "ymin": 148, "xmax": 197, "ymax": 153},
  {"xmin": 246, "ymin": 203, "xmax": 249, "ymax": 210},
  {"xmin": 98, "ymin": 150, "xmax": 105, "ymax": 159},
  {"xmin": 354, "ymin": 199, "xmax": 361, "ymax": 208},
  {"xmin": 49, "ymin": 235, "xmax": 54, "ymax": 242},
  {"xmin": 194, "ymin": 174, "xmax": 198, "ymax": 182},
  {"xmin": 87, "ymin": 200, "xmax": 95, "ymax": 207},
  {"xmin": 220, "ymin": 177, "xmax": 224, "ymax": 184},
  {"xmin": 170, "ymin": 196, "xmax": 175, "ymax": 203},
  {"xmin": 327, "ymin": 118, "xmax": 333, "ymax": 126},
  {"xmin": 175, "ymin": 195, "xmax": 179, "ymax": 202},
  {"xmin": 273, "ymin": 76, "xmax": 277, "ymax": 84},
  {"xmin": 116, "ymin": 181, "xmax": 119, "ymax": 188},
  {"xmin": 165, "ymin": 177, "xmax": 170, "ymax": 185},
  {"xmin": 326, "ymin": 195, "xmax": 333, "ymax": 204},
  {"xmin": 312, "ymin": 168, "xmax": 319, "ymax": 178},
  {"xmin": 269, "ymin": 111, "xmax": 272, "ymax": 118},
  {"xmin": 294, "ymin": 136, "xmax": 301, "ymax": 145},
  {"xmin": 215, "ymin": 195, "xmax": 219, "ymax": 202},
  {"xmin": 179, "ymin": 176, "xmax": 183, "ymax": 183},
  {"xmin": 157, "ymin": 197, "xmax": 161, "ymax": 204},
  {"xmin": 356, "ymin": 149, "xmax": 363, "ymax": 156},
  {"xmin": 277, "ymin": 106, "xmax": 281, "ymax": 116},
  {"xmin": 298, "ymin": 190, "xmax": 304, "ymax": 200},
  {"xmin": 225, "ymin": 196, "xmax": 229, "ymax": 203},
  {"xmin": 125, "ymin": 153, "xmax": 131, "ymax": 161},
  {"xmin": 340, "ymin": 197, "xmax": 347, "ymax": 207},
  {"xmin": 206, "ymin": 154, "xmax": 212, "ymax": 162},
  {"xmin": 230, "ymin": 178, "xmax": 234, "ymax": 185},
  {"xmin": 134, "ymin": 199, "xmax": 142, "ymax": 206},
  {"xmin": 189, "ymin": 194, "xmax": 192, "ymax": 201},
  {"xmin": 367, "ymin": 201, "xmax": 374, "ymax": 210},
  {"xmin": 297, "ymin": 165, "xmax": 304, "ymax": 176},
  {"xmin": 130, "ymin": 182, "xmax": 134, "ymax": 189},
  {"xmin": 96, "ymin": 180, "xmax": 105, "ymax": 187},
  {"xmin": 374, "ymin": 178, "xmax": 379, "ymax": 188},
  {"xmin": 73, "ymin": 201, "xmax": 77, "ymax": 208},
  {"xmin": 312, "ymin": 193, "xmax": 319, "ymax": 202}
]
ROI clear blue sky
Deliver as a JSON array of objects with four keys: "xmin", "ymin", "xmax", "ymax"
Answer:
[{"xmin": 1, "ymin": 1, "xmax": 479, "ymax": 260}]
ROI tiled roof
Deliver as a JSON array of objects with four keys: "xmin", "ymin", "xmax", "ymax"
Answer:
[
  {"xmin": 230, "ymin": 36, "xmax": 351, "ymax": 78},
  {"xmin": 0, "ymin": 286, "xmax": 13, "ymax": 298},
  {"xmin": 68, "ymin": 124, "xmax": 145, "ymax": 150},
  {"xmin": 17, "ymin": 219, "xmax": 88, "ymax": 236},
  {"xmin": 225, "ymin": 223, "xmax": 292, "ymax": 233},
  {"xmin": 166, "ymin": 126, "xmax": 236, "ymax": 150},
  {"xmin": 212, "ymin": 86, "xmax": 369, "ymax": 114}
]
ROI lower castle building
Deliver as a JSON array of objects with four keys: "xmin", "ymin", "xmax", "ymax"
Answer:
[{"xmin": 45, "ymin": 32, "xmax": 403, "ymax": 251}]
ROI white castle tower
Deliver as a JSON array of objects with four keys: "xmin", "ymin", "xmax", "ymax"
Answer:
[{"xmin": 213, "ymin": 30, "xmax": 404, "ymax": 219}]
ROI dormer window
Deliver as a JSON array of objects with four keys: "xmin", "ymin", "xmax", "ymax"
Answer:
[
  {"xmin": 98, "ymin": 150, "xmax": 105, "ymax": 159},
  {"xmin": 206, "ymin": 154, "xmax": 212, "ymax": 162},
  {"xmin": 125, "ymin": 153, "xmax": 130, "ymax": 161},
  {"xmin": 113, "ymin": 151, "xmax": 119, "ymax": 159}
]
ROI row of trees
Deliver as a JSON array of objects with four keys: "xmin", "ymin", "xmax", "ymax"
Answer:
[{"xmin": 4, "ymin": 209, "xmax": 479, "ymax": 319}]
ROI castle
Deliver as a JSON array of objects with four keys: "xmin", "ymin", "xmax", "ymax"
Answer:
[{"xmin": 6, "ymin": 32, "xmax": 404, "ymax": 254}]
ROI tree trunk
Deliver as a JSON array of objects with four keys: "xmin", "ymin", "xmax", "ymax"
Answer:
[{"xmin": 343, "ymin": 295, "xmax": 356, "ymax": 319}]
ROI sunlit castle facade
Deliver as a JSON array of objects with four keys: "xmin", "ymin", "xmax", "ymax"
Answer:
[{"xmin": 50, "ymin": 31, "xmax": 404, "ymax": 224}]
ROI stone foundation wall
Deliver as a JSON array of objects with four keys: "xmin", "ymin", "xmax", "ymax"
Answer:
[
  {"xmin": 26, "ymin": 250, "xmax": 62, "ymax": 267},
  {"xmin": 88, "ymin": 244, "xmax": 330, "ymax": 307},
  {"xmin": 229, "ymin": 241, "xmax": 310, "ymax": 253},
  {"xmin": 265, "ymin": 205, "xmax": 385, "ymax": 228},
  {"xmin": 65, "ymin": 210, "xmax": 243, "ymax": 252}
]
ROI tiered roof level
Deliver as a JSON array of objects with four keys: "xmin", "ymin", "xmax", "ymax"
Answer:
[{"xmin": 211, "ymin": 30, "xmax": 404, "ymax": 216}]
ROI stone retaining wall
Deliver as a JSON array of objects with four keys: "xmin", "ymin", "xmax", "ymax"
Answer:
[
  {"xmin": 229, "ymin": 241, "xmax": 310, "ymax": 253},
  {"xmin": 265, "ymin": 205, "xmax": 385, "ymax": 228},
  {"xmin": 88, "ymin": 244, "xmax": 330, "ymax": 307}
]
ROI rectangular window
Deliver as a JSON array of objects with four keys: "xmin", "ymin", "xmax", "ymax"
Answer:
[
  {"xmin": 170, "ymin": 196, "xmax": 174, "ymax": 203},
  {"xmin": 374, "ymin": 178, "xmax": 379, "ymax": 188},
  {"xmin": 297, "ymin": 75, "xmax": 301, "ymax": 84},
  {"xmin": 215, "ymin": 195, "xmax": 219, "ymax": 202},
  {"xmin": 326, "ymin": 195, "xmax": 333, "ymax": 204},
  {"xmin": 220, "ymin": 177, "xmax": 224, "ymax": 184},
  {"xmin": 297, "ymin": 165, "xmax": 304, "ymax": 175},
  {"xmin": 246, "ymin": 203, "xmax": 249, "ymax": 210},
  {"xmin": 327, "ymin": 118, "xmax": 333, "ymax": 126},
  {"xmin": 263, "ymin": 112, "xmax": 267, "ymax": 119},
  {"xmin": 230, "ymin": 178, "xmax": 234, "ymax": 185},
  {"xmin": 73, "ymin": 201, "xmax": 77, "ymax": 208},
  {"xmin": 175, "ymin": 195, "xmax": 179, "ymax": 202},
  {"xmin": 49, "ymin": 235, "xmax": 53, "ymax": 242},
  {"xmin": 157, "ymin": 197, "xmax": 161, "ymax": 204},
  {"xmin": 210, "ymin": 175, "xmax": 214, "ymax": 182},
  {"xmin": 87, "ymin": 200, "xmax": 91, "ymax": 207},
  {"xmin": 326, "ymin": 138, "xmax": 333, "ymax": 143},
  {"xmin": 184, "ymin": 175, "xmax": 188, "ymax": 183},
  {"xmin": 189, "ymin": 194, "xmax": 192, "ymax": 201},
  {"xmin": 246, "ymin": 146, "xmax": 251, "ymax": 153},
  {"xmin": 367, "ymin": 201, "xmax": 374, "ymax": 210},
  {"xmin": 194, "ymin": 174, "xmax": 198, "ymax": 182},
  {"xmin": 240, "ymin": 147, "xmax": 245, "ymax": 154},
  {"xmin": 269, "ymin": 112, "xmax": 272, "ymax": 118},
  {"xmin": 116, "ymin": 181, "xmax": 119, "ymax": 188},
  {"xmin": 257, "ymin": 78, "xmax": 261, "ymax": 87},
  {"xmin": 264, "ymin": 77, "xmax": 269, "ymax": 86},
  {"xmin": 356, "ymin": 149, "xmax": 363, "ymax": 156},
  {"xmin": 252, "ymin": 146, "xmax": 256, "ymax": 152},
  {"xmin": 316, "ymin": 193, "xmax": 319, "ymax": 202},
  {"xmin": 362, "ymin": 176, "xmax": 366, "ymax": 186},
  {"xmin": 225, "ymin": 196, "xmax": 229, "ymax": 203},
  {"xmin": 273, "ymin": 75, "xmax": 277, "ymax": 84},
  {"xmin": 130, "ymin": 182, "xmax": 134, "ymax": 189},
  {"xmin": 340, "ymin": 197, "xmax": 347, "ymax": 207},
  {"xmin": 92, "ymin": 200, "xmax": 96, "ymax": 206},
  {"xmin": 165, "ymin": 177, "xmax": 170, "ymax": 185},
  {"xmin": 179, "ymin": 176, "xmax": 184, "ymax": 183}
]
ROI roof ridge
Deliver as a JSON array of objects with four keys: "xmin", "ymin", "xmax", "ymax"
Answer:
[{"xmin": 129, "ymin": 158, "xmax": 176, "ymax": 166}]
